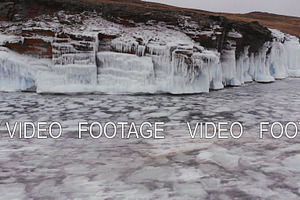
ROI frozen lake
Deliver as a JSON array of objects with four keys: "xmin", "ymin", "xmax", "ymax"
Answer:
[{"xmin": 0, "ymin": 78, "xmax": 300, "ymax": 199}]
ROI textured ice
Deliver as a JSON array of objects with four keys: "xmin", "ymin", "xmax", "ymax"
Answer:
[
  {"xmin": 36, "ymin": 64, "xmax": 97, "ymax": 93},
  {"xmin": 0, "ymin": 33, "xmax": 20, "ymax": 45},
  {"xmin": 1, "ymin": 12, "xmax": 300, "ymax": 94},
  {"xmin": 95, "ymin": 48, "xmax": 222, "ymax": 93},
  {"xmin": 1, "ymin": 79, "xmax": 300, "ymax": 199},
  {"xmin": 0, "ymin": 50, "xmax": 50, "ymax": 91},
  {"xmin": 197, "ymin": 147, "xmax": 240, "ymax": 170},
  {"xmin": 283, "ymin": 155, "xmax": 300, "ymax": 173},
  {"xmin": 97, "ymin": 52, "xmax": 155, "ymax": 93},
  {"xmin": 222, "ymin": 49, "xmax": 242, "ymax": 86}
]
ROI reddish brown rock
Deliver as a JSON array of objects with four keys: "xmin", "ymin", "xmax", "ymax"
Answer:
[
  {"xmin": 4, "ymin": 38, "xmax": 52, "ymax": 58},
  {"xmin": 20, "ymin": 29, "xmax": 56, "ymax": 37},
  {"xmin": 56, "ymin": 32, "xmax": 68, "ymax": 39},
  {"xmin": 67, "ymin": 33, "xmax": 94, "ymax": 42},
  {"xmin": 98, "ymin": 33, "xmax": 117, "ymax": 41},
  {"xmin": 72, "ymin": 42, "xmax": 93, "ymax": 51}
]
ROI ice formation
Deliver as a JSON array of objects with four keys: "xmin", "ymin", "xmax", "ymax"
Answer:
[
  {"xmin": 0, "ymin": 15, "xmax": 300, "ymax": 94},
  {"xmin": 36, "ymin": 64, "xmax": 97, "ymax": 93},
  {"xmin": 96, "ymin": 52, "xmax": 156, "ymax": 93},
  {"xmin": 0, "ymin": 50, "xmax": 49, "ymax": 92}
]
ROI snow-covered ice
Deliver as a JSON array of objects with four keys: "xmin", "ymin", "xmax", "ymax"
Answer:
[{"xmin": 0, "ymin": 78, "xmax": 300, "ymax": 199}]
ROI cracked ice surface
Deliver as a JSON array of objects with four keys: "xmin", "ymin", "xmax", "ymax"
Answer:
[{"xmin": 0, "ymin": 79, "xmax": 300, "ymax": 199}]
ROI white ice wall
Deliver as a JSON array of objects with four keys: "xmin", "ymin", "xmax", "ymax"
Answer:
[
  {"xmin": 0, "ymin": 50, "xmax": 49, "ymax": 92},
  {"xmin": 1, "ymin": 29, "xmax": 300, "ymax": 94},
  {"xmin": 36, "ymin": 64, "xmax": 97, "ymax": 93},
  {"xmin": 96, "ymin": 48, "xmax": 222, "ymax": 94},
  {"xmin": 224, "ymin": 29, "xmax": 300, "ymax": 85},
  {"xmin": 96, "ymin": 52, "xmax": 156, "ymax": 93}
]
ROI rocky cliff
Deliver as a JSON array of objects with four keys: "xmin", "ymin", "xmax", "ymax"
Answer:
[
  {"xmin": 0, "ymin": 0, "xmax": 299, "ymax": 93},
  {"xmin": 0, "ymin": 0, "xmax": 273, "ymax": 55}
]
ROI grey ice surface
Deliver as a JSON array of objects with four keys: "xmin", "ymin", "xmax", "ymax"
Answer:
[{"xmin": 0, "ymin": 79, "xmax": 300, "ymax": 199}]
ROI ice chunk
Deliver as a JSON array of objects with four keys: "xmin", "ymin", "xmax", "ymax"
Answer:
[
  {"xmin": 0, "ymin": 50, "xmax": 49, "ymax": 92},
  {"xmin": 97, "ymin": 52, "xmax": 155, "ymax": 93},
  {"xmin": 221, "ymin": 49, "xmax": 241, "ymax": 86},
  {"xmin": 249, "ymin": 43, "xmax": 275, "ymax": 83},
  {"xmin": 268, "ymin": 42, "xmax": 288, "ymax": 79},
  {"xmin": 36, "ymin": 64, "xmax": 97, "ymax": 93}
]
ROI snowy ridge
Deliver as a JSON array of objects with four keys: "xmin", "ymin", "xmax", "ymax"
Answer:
[{"xmin": 0, "ymin": 13, "xmax": 300, "ymax": 94}]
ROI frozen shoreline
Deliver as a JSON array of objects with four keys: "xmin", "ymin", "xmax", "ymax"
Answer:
[{"xmin": 1, "ymin": 13, "xmax": 300, "ymax": 94}]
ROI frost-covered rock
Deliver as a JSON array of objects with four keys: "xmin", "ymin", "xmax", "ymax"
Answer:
[{"xmin": 0, "ymin": 3, "xmax": 300, "ymax": 94}]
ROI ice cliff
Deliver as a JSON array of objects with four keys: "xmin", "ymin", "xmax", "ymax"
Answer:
[{"xmin": 0, "ymin": 0, "xmax": 300, "ymax": 94}]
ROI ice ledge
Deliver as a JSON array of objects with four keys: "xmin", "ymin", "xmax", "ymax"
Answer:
[{"xmin": 0, "ymin": 29, "xmax": 300, "ymax": 94}]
